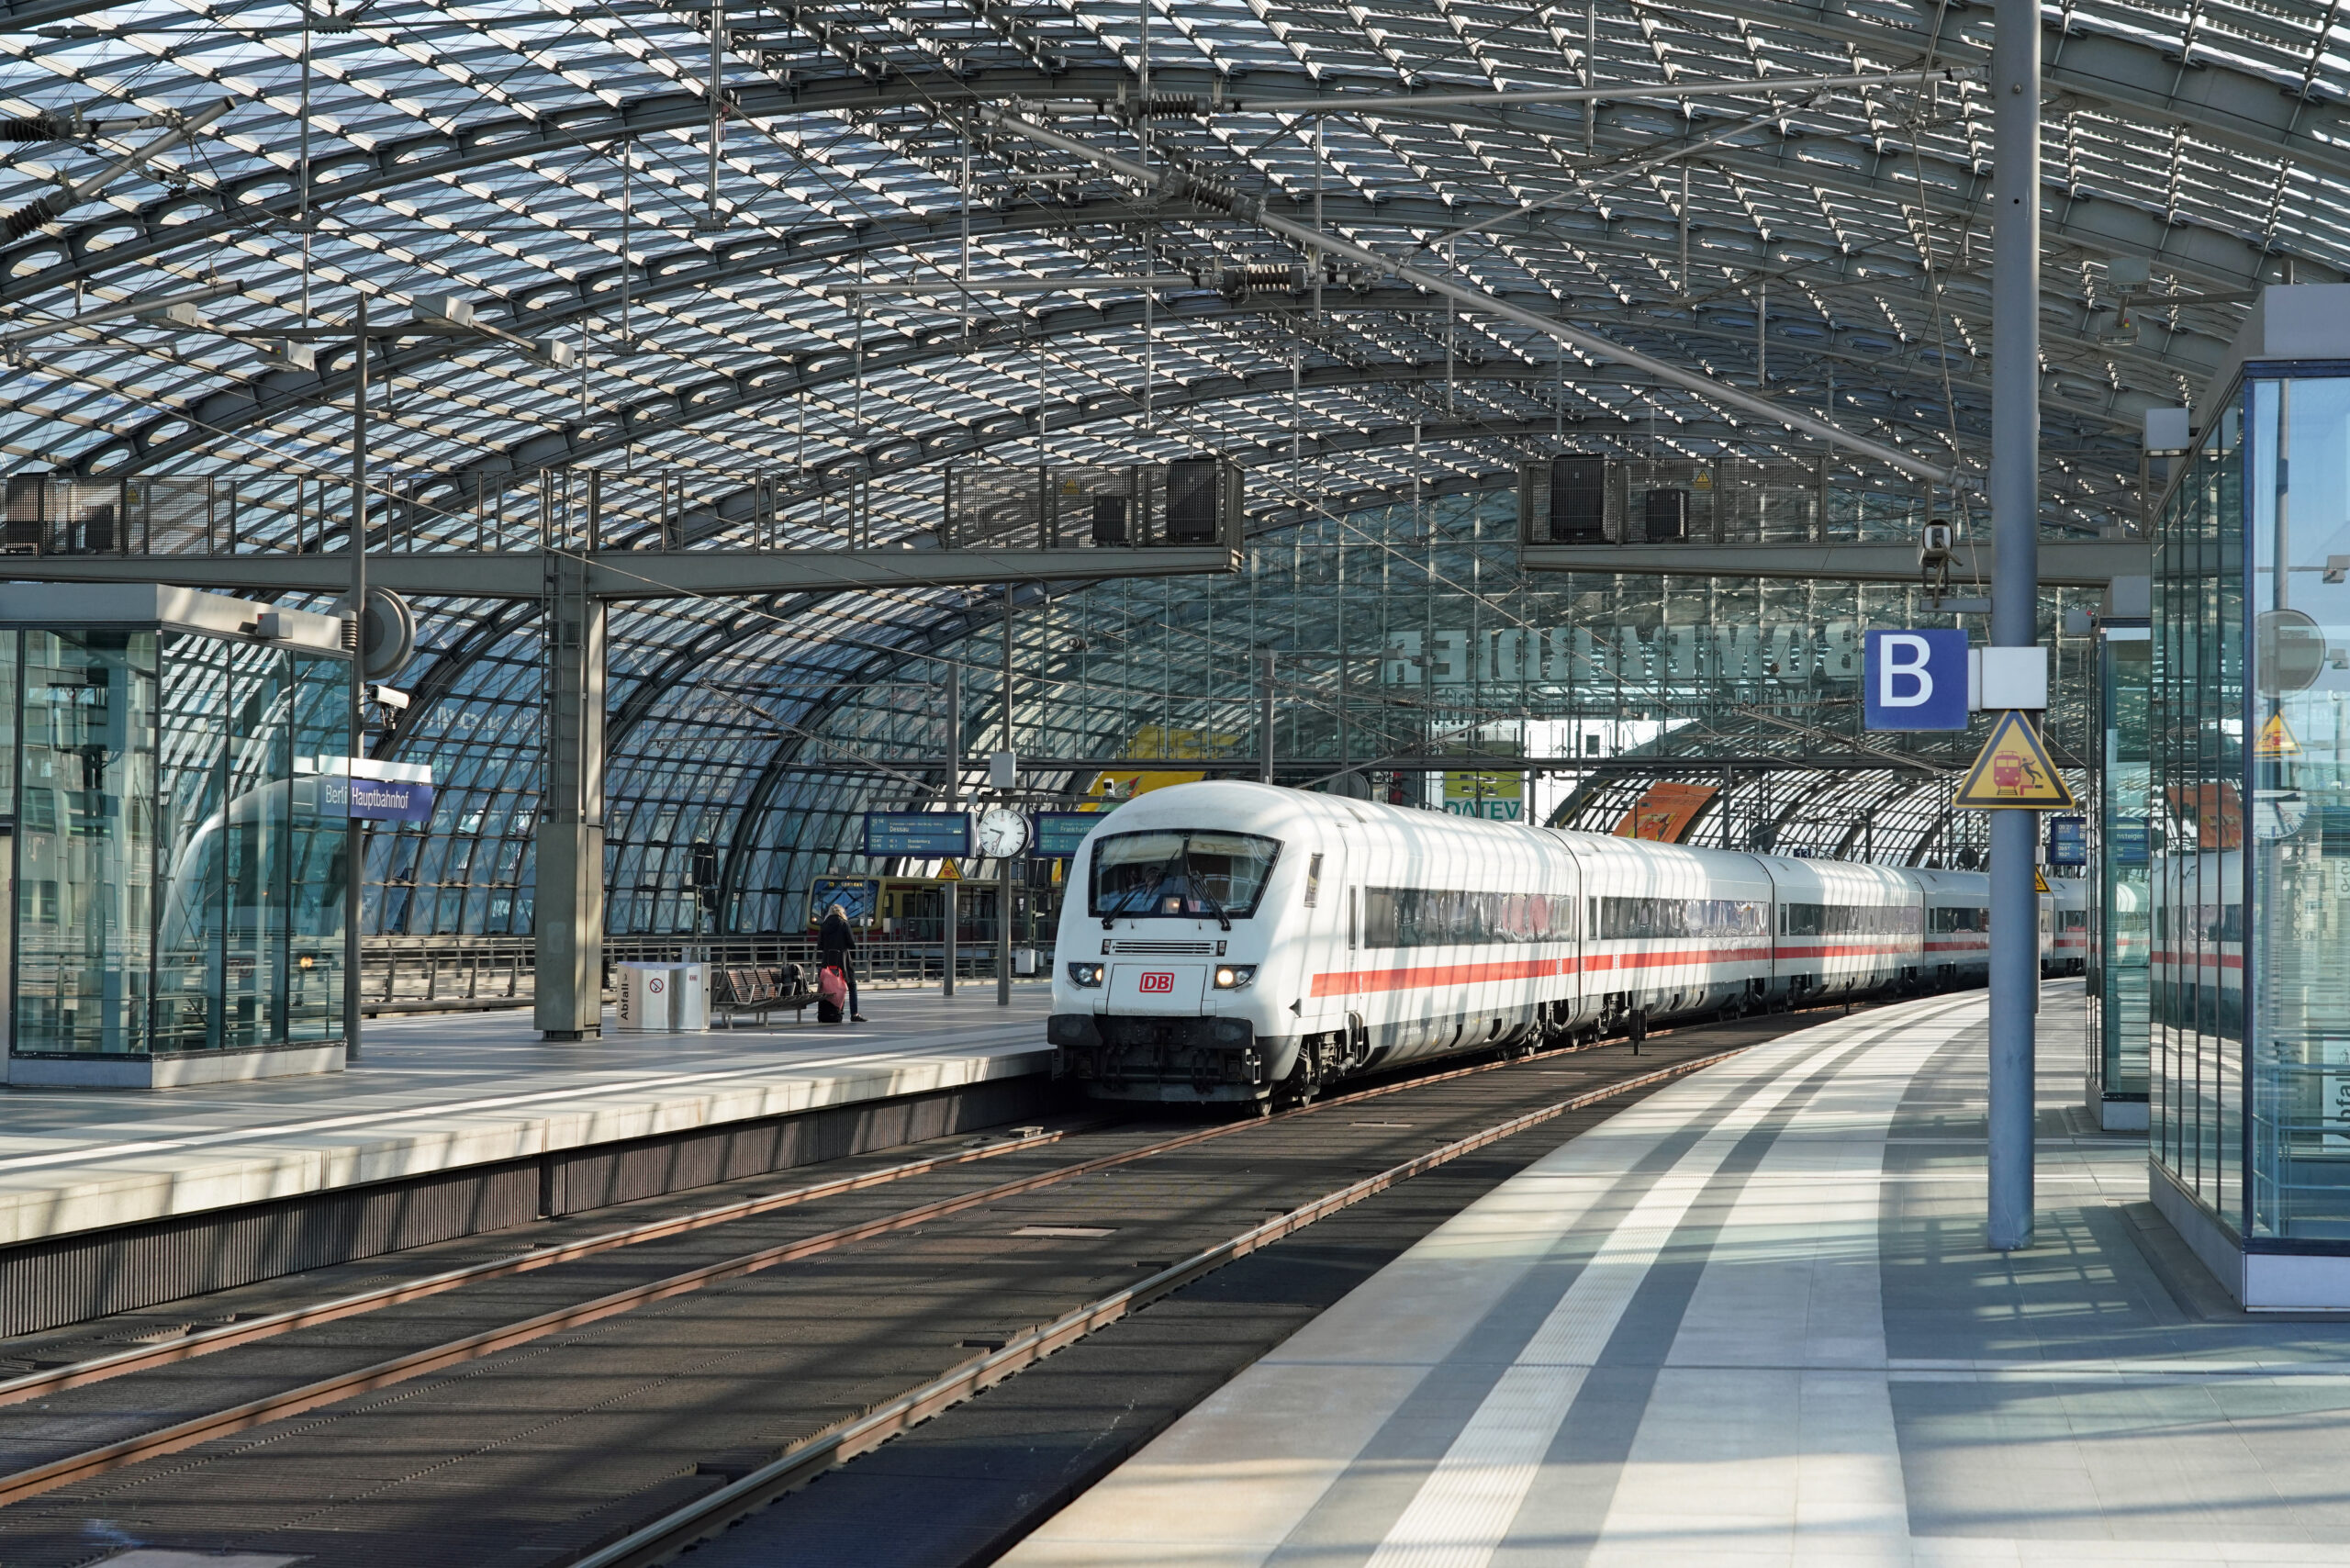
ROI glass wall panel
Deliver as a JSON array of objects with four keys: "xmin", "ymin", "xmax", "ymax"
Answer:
[
  {"xmin": 2102, "ymin": 630, "xmax": 2151, "ymax": 1101},
  {"xmin": 13, "ymin": 629, "xmax": 158, "ymax": 1055},
  {"xmin": 2153, "ymin": 392, "xmax": 2247, "ymax": 1225},
  {"xmin": 2248, "ymin": 375, "xmax": 2350, "ymax": 1240},
  {"xmin": 288, "ymin": 654, "xmax": 350, "ymax": 1043},
  {"xmin": 8, "ymin": 624, "xmax": 352, "ymax": 1063},
  {"xmin": 153, "ymin": 636, "xmax": 230, "ymax": 1053},
  {"xmin": 151, "ymin": 634, "xmax": 351, "ymax": 1056}
]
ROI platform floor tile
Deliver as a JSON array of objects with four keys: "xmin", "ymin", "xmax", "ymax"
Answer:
[{"xmin": 1006, "ymin": 987, "xmax": 2350, "ymax": 1568}]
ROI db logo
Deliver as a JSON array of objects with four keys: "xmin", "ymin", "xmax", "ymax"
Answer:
[{"xmin": 1138, "ymin": 971, "xmax": 1175, "ymax": 993}]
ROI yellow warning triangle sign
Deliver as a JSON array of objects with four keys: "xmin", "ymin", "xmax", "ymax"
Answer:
[
  {"xmin": 2257, "ymin": 712, "xmax": 2300, "ymax": 756},
  {"xmin": 1953, "ymin": 710, "xmax": 2077, "ymax": 810},
  {"xmin": 936, "ymin": 858, "xmax": 962, "ymax": 881},
  {"xmin": 2035, "ymin": 868, "xmax": 2051, "ymax": 893}
]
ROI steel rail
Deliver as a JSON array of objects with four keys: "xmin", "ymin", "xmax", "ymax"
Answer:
[
  {"xmin": 565, "ymin": 1042, "xmax": 1763, "ymax": 1568},
  {"xmin": 0, "ymin": 1003, "xmax": 1755, "ymax": 1413},
  {"xmin": 0, "ymin": 998, "xmax": 1887, "ymax": 1513},
  {"xmin": 0, "ymin": 1126, "xmax": 1069, "ymax": 1413}
]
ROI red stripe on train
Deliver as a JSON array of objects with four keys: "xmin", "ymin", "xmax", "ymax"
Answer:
[{"xmin": 1310, "ymin": 958, "xmax": 1561, "ymax": 997}]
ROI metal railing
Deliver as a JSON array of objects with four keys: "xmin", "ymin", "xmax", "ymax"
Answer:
[
  {"xmin": 1515, "ymin": 455, "xmax": 1934, "ymax": 547},
  {"xmin": 0, "ymin": 459, "xmax": 1245, "ymax": 561},
  {"xmin": 359, "ymin": 935, "xmax": 1040, "ymax": 1014}
]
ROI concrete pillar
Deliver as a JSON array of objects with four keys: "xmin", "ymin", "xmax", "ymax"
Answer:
[{"xmin": 536, "ymin": 550, "xmax": 607, "ymax": 1040}]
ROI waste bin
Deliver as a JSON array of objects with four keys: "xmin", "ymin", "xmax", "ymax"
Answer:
[{"xmin": 617, "ymin": 962, "xmax": 711, "ymax": 1032}]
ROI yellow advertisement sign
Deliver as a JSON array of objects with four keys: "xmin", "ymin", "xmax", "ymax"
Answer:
[
  {"xmin": 1084, "ymin": 723, "xmax": 1232, "ymax": 809},
  {"xmin": 1442, "ymin": 764, "xmax": 1524, "ymax": 821}
]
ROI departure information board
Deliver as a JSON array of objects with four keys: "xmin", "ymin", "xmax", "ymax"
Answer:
[
  {"xmin": 863, "ymin": 811, "xmax": 971, "ymax": 857},
  {"xmin": 1032, "ymin": 812, "xmax": 1102, "ymax": 859}
]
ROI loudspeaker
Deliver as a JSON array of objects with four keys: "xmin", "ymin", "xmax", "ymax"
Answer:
[
  {"xmin": 3, "ymin": 475, "xmax": 40, "ymax": 553},
  {"xmin": 78, "ymin": 501, "xmax": 115, "ymax": 554},
  {"xmin": 1091, "ymin": 497, "xmax": 1127, "ymax": 545},
  {"xmin": 1643, "ymin": 487, "xmax": 1689, "ymax": 543},
  {"xmin": 1548, "ymin": 456, "xmax": 1606, "ymax": 543},
  {"xmin": 1165, "ymin": 457, "xmax": 1222, "ymax": 543}
]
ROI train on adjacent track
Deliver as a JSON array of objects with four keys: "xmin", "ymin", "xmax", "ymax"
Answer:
[{"xmin": 1048, "ymin": 780, "xmax": 2086, "ymax": 1108}]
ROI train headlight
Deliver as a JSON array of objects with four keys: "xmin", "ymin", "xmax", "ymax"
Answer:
[
  {"xmin": 1213, "ymin": 964, "xmax": 1258, "ymax": 991},
  {"xmin": 1066, "ymin": 962, "xmax": 1106, "ymax": 988}
]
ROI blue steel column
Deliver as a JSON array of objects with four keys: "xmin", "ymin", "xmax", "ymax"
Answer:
[
  {"xmin": 345, "ymin": 294, "xmax": 367, "ymax": 1062},
  {"xmin": 1987, "ymin": 0, "xmax": 2042, "ymax": 1251}
]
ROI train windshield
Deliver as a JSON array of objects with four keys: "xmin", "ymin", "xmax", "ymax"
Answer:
[{"xmin": 1090, "ymin": 830, "xmax": 1281, "ymax": 920}]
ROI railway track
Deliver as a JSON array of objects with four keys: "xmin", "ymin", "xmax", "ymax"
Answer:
[{"xmin": 0, "ymin": 999, "xmax": 1907, "ymax": 1567}]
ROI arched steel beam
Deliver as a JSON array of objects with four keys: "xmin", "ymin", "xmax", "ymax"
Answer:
[
  {"xmin": 612, "ymin": 349, "xmax": 2141, "ymax": 555},
  {"xmin": 710, "ymin": 604, "xmax": 1002, "ymax": 927},
  {"xmin": 1829, "ymin": 775, "xmax": 1930, "ymax": 859},
  {"xmin": 95, "ymin": 153, "xmax": 2190, "ymax": 482},
  {"xmin": 60, "ymin": 66, "xmax": 2300, "ymax": 475},
  {"xmin": 372, "ymin": 598, "xmax": 543, "ymax": 764},
  {"xmin": 2, "ymin": 8, "xmax": 2333, "ymax": 318},
  {"xmin": 1688, "ymin": 0, "xmax": 2350, "ymax": 190},
  {"xmin": 0, "ymin": 62, "xmax": 1253, "ymax": 310},
  {"xmin": 370, "ymin": 293, "xmax": 2133, "ymax": 550}
]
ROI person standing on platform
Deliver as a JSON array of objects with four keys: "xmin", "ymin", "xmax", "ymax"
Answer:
[{"xmin": 818, "ymin": 902, "xmax": 866, "ymax": 1023}]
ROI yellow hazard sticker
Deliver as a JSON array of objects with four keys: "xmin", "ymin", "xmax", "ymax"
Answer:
[
  {"xmin": 2035, "ymin": 868, "xmax": 2051, "ymax": 893},
  {"xmin": 937, "ymin": 858, "xmax": 962, "ymax": 881},
  {"xmin": 2257, "ymin": 712, "xmax": 2300, "ymax": 756},
  {"xmin": 1953, "ymin": 710, "xmax": 2077, "ymax": 810}
]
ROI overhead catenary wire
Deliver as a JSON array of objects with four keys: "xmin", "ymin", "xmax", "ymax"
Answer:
[{"xmin": 974, "ymin": 105, "xmax": 1953, "ymax": 485}]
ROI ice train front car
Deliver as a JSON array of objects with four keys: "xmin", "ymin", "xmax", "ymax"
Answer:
[{"xmin": 1047, "ymin": 779, "xmax": 1988, "ymax": 1111}]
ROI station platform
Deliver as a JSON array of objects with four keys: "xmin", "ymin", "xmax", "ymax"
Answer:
[
  {"xmin": 1008, "ymin": 984, "xmax": 2350, "ymax": 1567},
  {"xmin": 0, "ymin": 983, "xmax": 1055, "ymax": 1335}
]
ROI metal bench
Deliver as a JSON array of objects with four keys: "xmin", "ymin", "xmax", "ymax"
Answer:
[{"xmin": 711, "ymin": 965, "xmax": 813, "ymax": 1028}]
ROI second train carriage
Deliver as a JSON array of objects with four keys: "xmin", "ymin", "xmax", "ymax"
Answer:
[{"xmin": 1048, "ymin": 780, "xmax": 2069, "ymax": 1108}]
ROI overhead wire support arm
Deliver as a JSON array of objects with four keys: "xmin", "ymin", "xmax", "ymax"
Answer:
[
  {"xmin": 2, "ymin": 98, "xmax": 232, "ymax": 242},
  {"xmin": 975, "ymin": 105, "xmax": 1953, "ymax": 485}
]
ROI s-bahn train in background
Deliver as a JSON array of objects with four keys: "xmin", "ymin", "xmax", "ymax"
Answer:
[{"xmin": 1048, "ymin": 781, "xmax": 2086, "ymax": 1108}]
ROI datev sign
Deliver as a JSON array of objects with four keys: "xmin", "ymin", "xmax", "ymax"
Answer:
[{"xmin": 1863, "ymin": 629, "xmax": 1970, "ymax": 732}]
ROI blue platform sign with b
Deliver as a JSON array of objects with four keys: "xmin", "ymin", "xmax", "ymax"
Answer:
[{"xmin": 1863, "ymin": 629, "xmax": 1969, "ymax": 731}]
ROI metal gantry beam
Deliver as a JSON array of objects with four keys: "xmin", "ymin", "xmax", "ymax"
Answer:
[
  {"xmin": 0, "ymin": 544, "xmax": 1239, "ymax": 599},
  {"xmin": 1519, "ymin": 539, "xmax": 2144, "ymax": 585}
]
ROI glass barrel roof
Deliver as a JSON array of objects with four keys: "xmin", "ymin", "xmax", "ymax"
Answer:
[{"xmin": 0, "ymin": 0, "xmax": 2335, "ymax": 932}]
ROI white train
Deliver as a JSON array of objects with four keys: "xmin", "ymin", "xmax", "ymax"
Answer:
[{"xmin": 1047, "ymin": 780, "xmax": 2075, "ymax": 1107}]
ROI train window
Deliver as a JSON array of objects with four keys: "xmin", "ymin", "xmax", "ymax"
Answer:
[
  {"xmin": 1303, "ymin": 852, "xmax": 1323, "ymax": 908},
  {"xmin": 1599, "ymin": 896, "xmax": 1767, "ymax": 940},
  {"xmin": 1930, "ymin": 907, "xmax": 1989, "ymax": 933},
  {"xmin": 1360, "ymin": 887, "xmax": 1578, "ymax": 948},
  {"xmin": 1784, "ymin": 902, "xmax": 1924, "ymax": 937},
  {"xmin": 1090, "ymin": 830, "xmax": 1281, "ymax": 920}
]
